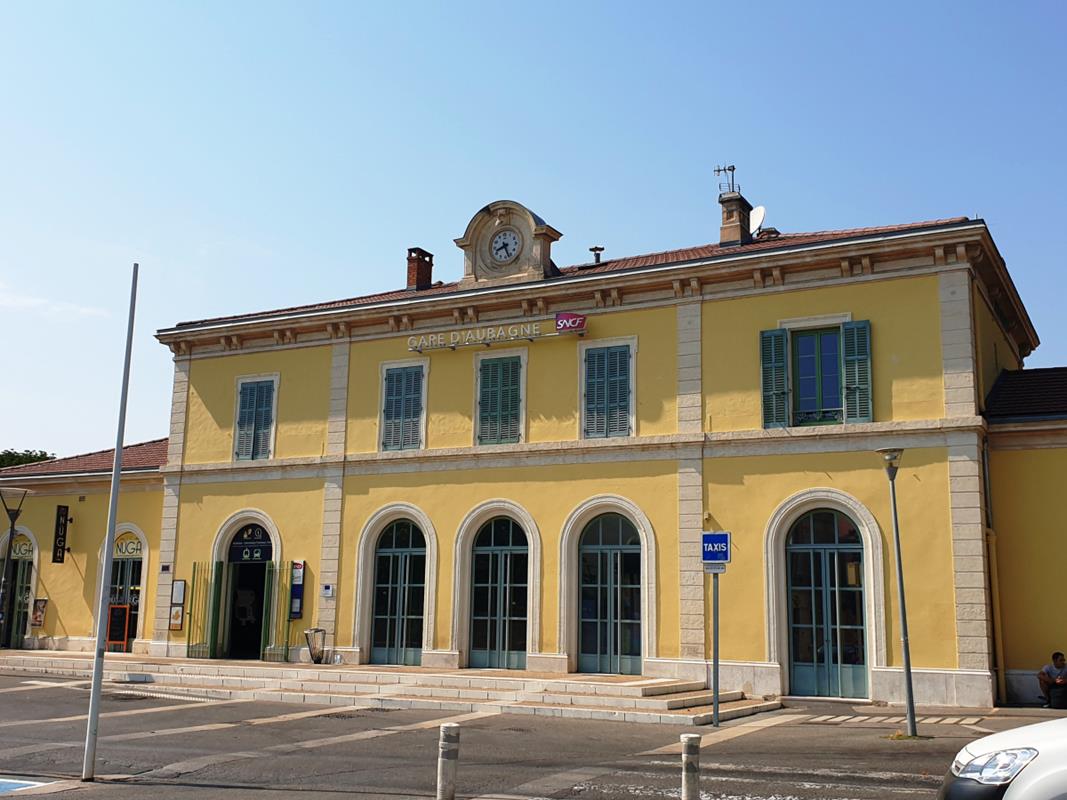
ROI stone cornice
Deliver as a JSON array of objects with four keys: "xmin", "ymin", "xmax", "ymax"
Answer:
[{"xmin": 987, "ymin": 418, "xmax": 1067, "ymax": 450}]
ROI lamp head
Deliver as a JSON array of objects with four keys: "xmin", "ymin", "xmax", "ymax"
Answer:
[
  {"xmin": 0, "ymin": 487, "xmax": 33, "ymax": 521},
  {"xmin": 875, "ymin": 447, "xmax": 904, "ymax": 470}
]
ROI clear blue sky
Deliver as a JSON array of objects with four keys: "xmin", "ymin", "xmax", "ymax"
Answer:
[{"xmin": 2, "ymin": 2, "xmax": 1065, "ymax": 456}]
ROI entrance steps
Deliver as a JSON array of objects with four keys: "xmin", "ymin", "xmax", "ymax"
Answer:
[{"xmin": 0, "ymin": 651, "xmax": 779, "ymax": 726}]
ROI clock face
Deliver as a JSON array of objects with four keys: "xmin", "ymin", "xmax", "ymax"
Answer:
[{"xmin": 490, "ymin": 229, "xmax": 521, "ymax": 264}]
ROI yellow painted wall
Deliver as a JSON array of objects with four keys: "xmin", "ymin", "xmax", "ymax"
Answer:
[
  {"xmin": 703, "ymin": 276, "xmax": 945, "ymax": 431},
  {"xmin": 166, "ymin": 478, "xmax": 324, "ymax": 648},
  {"xmin": 704, "ymin": 448, "xmax": 957, "ymax": 669},
  {"xmin": 184, "ymin": 347, "xmax": 332, "ymax": 464},
  {"xmin": 336, "ymin": 461, "xmax": 678, "ymax": 656},
  {"xmin": 4, "ymin": 483, "xmax": 162, "ymax": 643},
  {"xmin": 973, "ymin": 285, "xmax": 1022, "ymax": 409},
  {"xmin": 346, "ymin": 307, "xmax": 677, "ymax": 452},
  {"xmin": 988, "ymin": 445, "xmax": 1067, "ymax": 670}
]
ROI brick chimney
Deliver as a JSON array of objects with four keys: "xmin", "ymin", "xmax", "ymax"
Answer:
[
  {"xmin": 406, "ymin": 247, "xmax": 433, "ymax": 291},
  {"xmin": 719, "ymin": 191, "xmax": 753, "ymax": 247}
]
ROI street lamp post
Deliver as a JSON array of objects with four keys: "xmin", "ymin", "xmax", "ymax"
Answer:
[
  {"xmin": 0, "ymin": 487, "xmax": 33, "ymax": 649},
  {"xmin": 876, "ymin": 447, "xmax": 918, "ymax": 737}
]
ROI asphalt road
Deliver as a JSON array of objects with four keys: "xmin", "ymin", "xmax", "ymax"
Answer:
[{"xmin": 0, "ymin": 671, "xmax": 1048, "ymax": 799}]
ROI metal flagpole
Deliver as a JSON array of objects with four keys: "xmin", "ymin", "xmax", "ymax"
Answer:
[{"xmin": 82, "ymin": 263, "xmax": 139, "ymax": 781}]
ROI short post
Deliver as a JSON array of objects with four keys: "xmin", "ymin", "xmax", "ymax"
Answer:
[
  {"xmin": 436, "ymin": 722, "xmax": 460, "ymax": 800},
  {"xmin": 681, "ymin": 733, "xmax": 700, "ymax": 800}
]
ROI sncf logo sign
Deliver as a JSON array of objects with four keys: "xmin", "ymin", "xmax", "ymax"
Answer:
[{"xmin": 555, "ymin": 312, "xmax": 587, "ymax": 333}]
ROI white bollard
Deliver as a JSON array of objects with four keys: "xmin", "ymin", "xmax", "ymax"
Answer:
[
  {"xmin": 681, "ymin": 733, "xmax": 700, "ymax": 800},
  {"xmin": 436, "ymin": 722, "xmax": 460, "ymax": 800}
]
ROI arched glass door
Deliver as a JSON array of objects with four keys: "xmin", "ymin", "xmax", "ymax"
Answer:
[
  {"xmin": 107, "ymin": 531, "xmax": 144, "ymax": 653},
  {"xmin": 371, "ymin": 520, "xmax": 425, "ymax": 666},
  {"xmin": 470, "ymin": 517, "xmax": 527, "ymax": 669},
  {"xmin": 579, "ymin": 513, "xmax": 641, "ymax": 675},
  {"xmin": 787, "ymin": 509, "xmax": 867, "ymax": 698},
  {"xmin": 0, "ymin": 534, "xmax": 34, "ymax": 649}
]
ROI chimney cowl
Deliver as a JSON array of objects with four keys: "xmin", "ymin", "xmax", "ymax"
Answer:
[
  {"xmin": 406, "ymin": 247, "xmax": 434, "ymax": 291},
  {"xmin": 718, "ymin": 191, "xmax": 754, "ymax": 247}
]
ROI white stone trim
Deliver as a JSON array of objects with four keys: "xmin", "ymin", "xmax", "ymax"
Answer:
[
  {"xmin": 166, "ymin": 355, "xmax": 191, "ymax": 467},
  {"xmin": 326, "ymin": 342, "xmax": 350, "ymax": 456},
  {"xmin": 150, "ymin": 475, "xmax": 182, "ymax": 648},
  {"xmin": 558, "ymin": 494, "xmax": 658, "ymax": 671},
  {"xmin": 871, "ymin": 666, "xmax": 994, "ymax": 708},
  {"xmin": 449, "ymin": 499, "xmax": 543, "ymax": 666},
  {"xmin": 676, "ymin": 302, "xmax": 702, "ymax": 434},
  {"xmin": 317, "ymin": 468, "xmax": 344, "ymax": 649},
  {"xmin": 233, "ymin": 373, "xmax": 280, "ymax": 461},
  {"xmin": 377, "ymin": 358, "xmax": 430, "ymax": 452},
  {"xmin": 777, "ymin": 312, "xmax": 852, "ymax": 330},
  {"xmin": 939, "ymin": 270, "xmax": 978, "ymax": 418},
  {"xmin": 677, "ymin": 457, "xmax": 705, "ymax": 659},
  {"xmin": 763, "ymin": 488, "xmax": 887, "ymax": 696},
  {"xmin": 91, "ymin": 522, "xmax": 151, "ymax": 645},
  {"xmin": 472, "ymin": 347, "xmax": 529, "ymax": 446},
  {"xmin": 0, "ymin": 525, "xmax": 39, "ymax": 645},
  {"xmin": 352, "ymin": 503, "xmax": 439, "ymax": 662},
  {"xmin": 578, "ymin": 335, "xmax": 638, "ymax": 439}
]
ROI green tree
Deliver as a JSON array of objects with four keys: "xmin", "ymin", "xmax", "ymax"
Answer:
[{"xmin": 0, "ymin": 449, "xmax": 54, "ymax": 468}]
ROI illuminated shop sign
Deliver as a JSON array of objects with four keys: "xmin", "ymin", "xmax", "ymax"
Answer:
[{"xmin": 408, "ymin": 312, "xmax": 587, "ymax": 352}]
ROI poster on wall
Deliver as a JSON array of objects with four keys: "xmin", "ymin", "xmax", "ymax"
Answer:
[
  {"xmin": 170, "ymin": 580, "xmax": 186, "ymax": 606},
  {"xmin": 169, "ymin": 605, "xmax": 184, "ymax": 631},
  {"xmin": 31, "ymin": 599, "xmax": 48, "ymax": 627}
]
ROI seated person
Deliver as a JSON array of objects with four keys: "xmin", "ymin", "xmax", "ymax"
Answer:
[{"xmin": 1037, "ymin": 651, "xmax": 1067, "ymax": 708}]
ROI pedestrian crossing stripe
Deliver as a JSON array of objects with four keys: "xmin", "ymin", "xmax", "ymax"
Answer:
[{"xmin": 805, "ymin": 714, "xmax": 986, "ymax": 726}]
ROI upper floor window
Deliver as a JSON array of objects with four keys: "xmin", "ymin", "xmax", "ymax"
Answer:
[
  {"xmin": 235, "ymin": 377, "xmax": 276, "ymax": 460},
  {"xmin": 761, "ymin": 320, "xmax": 871, "ymax": 428},
  {"xmin": 582, "ymin": 342, "xmax": 633, "ymax": 439},
  {"xmin": 382, "ymin": 363, "xmax": 425, "ymax": 451},
  {"xmin": 477, "ymin": 354, "xmax": 524, "ymax": 445}
]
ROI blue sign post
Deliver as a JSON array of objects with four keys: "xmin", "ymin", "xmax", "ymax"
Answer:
[{"xmin": 701, "ymin": 531, "xmax": 730, "ymax": 726}]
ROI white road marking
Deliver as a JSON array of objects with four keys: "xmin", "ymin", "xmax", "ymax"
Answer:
[
  {"xmin": 642, "ymin": 714, "xmax": 807, "ymax": 755},
  {"xmin": 141, "ymin": 709, "xmax": 500, "ymax": 779},
  {"xmin": 963, "ymin": 723, "xmax": 995, "ymax": 734},
  {"xmin": 474, "ymin": 765, "xmax": 615, "ymax": 799},
  {"xmin": 960, "ymin": 716, "xmax": 982, "ymax": 725},
  {"xmin": 0, "ymin": 680, "xmax": 90, "ymax": 694},
  {"xmin": 0, "ymin": 698, "xmax": 251, "ymax": 730}
]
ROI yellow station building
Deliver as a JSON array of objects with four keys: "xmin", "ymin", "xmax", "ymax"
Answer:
[{"xmin": 3, "ymin": 190, "xmax": 1065, "ymax": 708}]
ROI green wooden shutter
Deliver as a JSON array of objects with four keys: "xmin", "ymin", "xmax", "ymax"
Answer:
[
  {"xmin": 606, "ymin": 346, "xmax": 631, "ymax": 436},
  {"xmin": 382, "ymin": 369, "xmax": 404, "ymax": 450},
  {"xmin": 400, "ymin": 366, "xmax": 423, "ymax": 449},
  {"xmin": 235, "ymin": 382, "xmax": 257, "ymax": 459},
  {"xmin": 843, "ymin": 320, "xmax": 872, "ymax": 423},
  {"xmin": 584, "ymin": 349, "xmax": 608, "ymax": 438},
  {"xmin": 479, "ymin": 357, "xmax": 521, "ymax": 444},
  {"xmin": 500, "ymin": 357, "xmax": 521, "ymax": 443},
  {"xmin": 252, "ymin": 381, "xmax": 274, "ymax": 459},
  {"xmin": 760, "ymin": 329, "xmax": 789, "ymax": 428}
]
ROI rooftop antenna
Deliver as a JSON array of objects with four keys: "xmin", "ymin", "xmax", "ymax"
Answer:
[
  {"xmin": 589, "ymin": 245, "xmax": 604, "ymax": 264},
  {"xmin": 714, "ymin": 164, "xmax": 738, "ymax": 194}
]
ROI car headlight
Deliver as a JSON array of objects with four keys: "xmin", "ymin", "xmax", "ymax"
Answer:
[{"xmin": 954, "ymin": 748, "xmax": 1038, "ymax": 785}]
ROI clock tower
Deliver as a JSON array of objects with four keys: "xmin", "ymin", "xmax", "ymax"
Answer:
[{"xmin": 455, "ymin": 200, "xmax": 562, "ymax": 289}]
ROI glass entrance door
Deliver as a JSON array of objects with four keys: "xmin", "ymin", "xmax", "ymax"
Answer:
[
  {"xmin": 107, "ymin": 558, "xmax": 143, "ymax": 652},
  {"xmin": 0, "ymin": 558, "xmax": 32, "ymax": 649},
  {"xmin": 470, "ymin": 518, "xmax": 527, "ymax": 669},
  {"xmin": 578, "ymin": 513, "xmax": 641, "ymax": 675},
  {"xmin": 371, "ymin": 520, "xmax": 425, "ymax": 666},
  {"xmin": 787, "ymin": 510, "xmax": 867, "ymax": 698}
]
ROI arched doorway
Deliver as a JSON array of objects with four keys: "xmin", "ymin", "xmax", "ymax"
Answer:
[
  {"xmin": 371, "ymin": 519, "xmax": 425, "ymax": 666},
  {"xmin": 469, "ymin": 517, "xmax": 527, "ymax": 669},
  {"xmin": 0, "ymin": 532, "xmax": 34, "ymax": 649},
  {"xmin": 786, "ymin": 509, "xmax": 867, "ymax": 698},
  {"xmin": 106, "ymin": 530, "xmax": 145, "ymax": 652},
  {"xmin": 223, "ymin": 523, "xmax": 274, "ymax": 660},
  {"xmin": 578, "ymin": 513, "xmax": 641, "ymax": 675}
]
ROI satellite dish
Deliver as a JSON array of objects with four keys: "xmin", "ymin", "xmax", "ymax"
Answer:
[{"xmin": 749, "ymin": 205, "xmax": 767, "ymax": 235}]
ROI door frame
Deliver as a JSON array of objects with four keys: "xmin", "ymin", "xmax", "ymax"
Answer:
[
  {"xmin": 0, "ymin": 526, "xmax": 38, "ymax": 647},
  {"xmin": 764, "ymin": 488, "xmax": 886, "ymax": 696},
  {"xmin": 92, "ymin": 522, "xmax": 150, "ymax": 646},
  {"xmin": 451, "ymin": 500, "xmax": 542, "ymax": 667}
]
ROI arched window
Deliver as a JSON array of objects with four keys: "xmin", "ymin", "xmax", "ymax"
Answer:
[
  {"xmin": 470, "ymin": 517, "xmax": 528, "ymax": 669},
  {"xmin": 371, "ymin": 520, "xmax": 426, "ymax": 665},
  {"xmin": 578, "ymin": 513, "xmax": 641, "ymax": 674}
]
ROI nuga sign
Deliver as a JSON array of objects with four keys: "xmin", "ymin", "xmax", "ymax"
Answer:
[{"xmin": 408, "ymin": 312, "xmax": 587, "ymax": 352}]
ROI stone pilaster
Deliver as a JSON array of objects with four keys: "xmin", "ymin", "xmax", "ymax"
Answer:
[
  {"xmin": 326, "ymin": 342, "xmax": 350, "ymax": 457},
  {"xmin": 316, "ymin": 467, "xmax": 344, "ymax": 651},
  {"xmin": 939, "ymin": 270, "xmax": 978, "ymax": 417},
  {"xmin": 676, "ymin": 302, "xmax": 702, "ymax": 434},
  {"xmin": 150, "ymin": 474, "xmax": 182, "ymax": 652},
  {"xmin": 678, "ymin": 455, "xmax": 705, "ymax": 660},
  {"xmin": 165, "ymin": 355, "xmax": 190, "ymax": 467}
]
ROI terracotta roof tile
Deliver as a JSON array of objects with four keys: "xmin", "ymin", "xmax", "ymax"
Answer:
[
  {"xmin": 172, "ymin": 217, "xmax": 973, "ymax": 329},
  {"xmin": 985, "ymin": 368, "xmax": 1067, "ymax": 422},
  {"xmin": 0, "ymin": 438, "xmax": 168, "ymax": 479}
]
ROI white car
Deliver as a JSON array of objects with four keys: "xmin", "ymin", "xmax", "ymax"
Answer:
[{"xmin": 939, "ymin": 717, "xmax": 1067, "ymax": 798}]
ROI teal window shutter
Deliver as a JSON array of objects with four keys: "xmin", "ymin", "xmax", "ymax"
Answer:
[
  {"xmin": 383, "ymin": 366, "xmax": 423, "ymax": 450},
  {"xmin": 251, "ymin": 381, "xmax": 274, "ymax": 459},
  {"xmin": 842, "ymin": 320, "xmax": 873, "ymax": 423},
  {"xmin": 235, "ymin": 382, "xmax": 256, "ymax": 459},
  {"xmin": 760, "ymin": 329, "xmax": 789, "ymax": 428},
  {"xmin": 585, "ymin": 345, "xmax": 630, "ymax": 438},
  {"xmin": 478, "ymin": 357, "xmax": 521, "ymax": 445}
]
